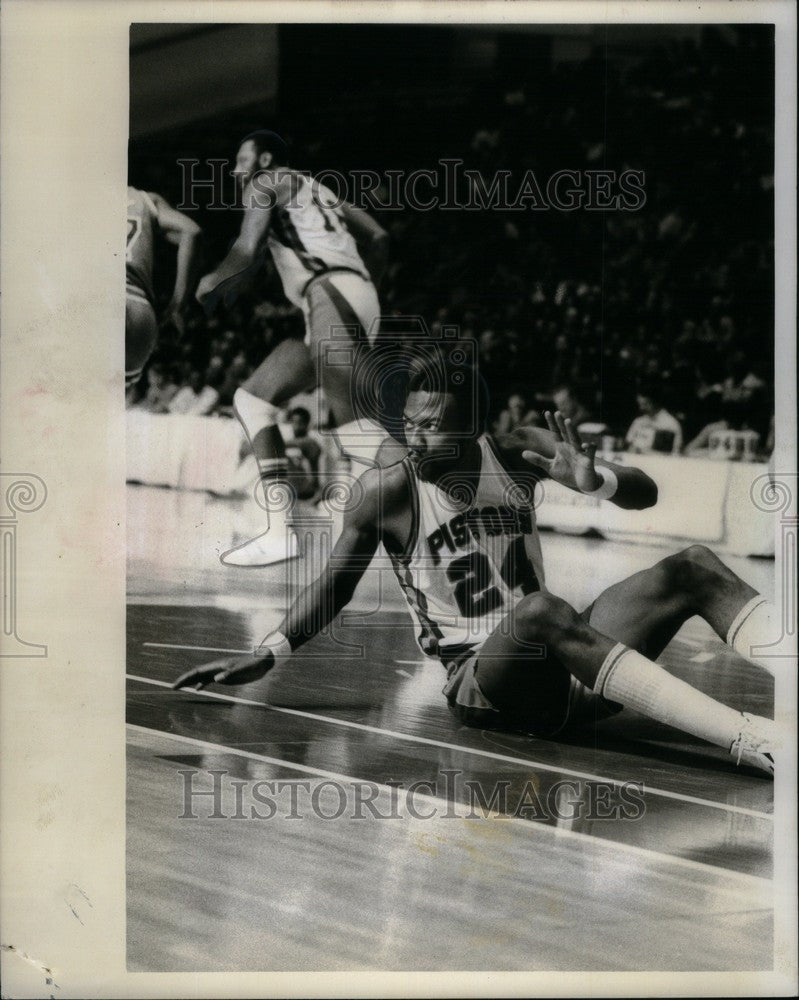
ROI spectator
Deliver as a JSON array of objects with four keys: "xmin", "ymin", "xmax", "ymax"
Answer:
[
  {"xmin": 495, "ymin": 393, "xmax": 539, "ymax": 434},
  {"xmin": 168, "ymin": 370, "xmax": 220, "ymax": 416},
  {"xmin": 684, "ymin": 397, "xmax": 740, "ymax": 456},
  {"xmin": 626, "ymin": 381, "xmax": 684, "ymax": 455},
  {"xmin": 552, "ymin": 384, "xmax": 593, "ymax": 429},
  {"xmin": 130, "ymin": 27, "xmax": 772, "ymax": 449},
  {"xmin": 216, "ymin": 352, "xmax": 252, "ymax": 409},
  {"xmin": 136, "ymin": 363, "xmax": 178, "ymax": 414}
]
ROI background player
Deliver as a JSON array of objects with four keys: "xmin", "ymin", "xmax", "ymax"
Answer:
[
  {"xmin": 173, "ymin": 354, "xmax": 779, "ymax": 774},
  {"xmin": 196, "ymin": 130, "xmax": 389, "ymax": 566},
  {"xmin": 126, "ymin": 186, "xmax": 202, "ymax": 389}
]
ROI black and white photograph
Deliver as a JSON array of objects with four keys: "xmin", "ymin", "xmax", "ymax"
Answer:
[{"xmin": 1, "ymin": 1, "xmax": 796, "ymax": 996}]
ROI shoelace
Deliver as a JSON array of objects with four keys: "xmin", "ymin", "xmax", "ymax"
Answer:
[{"xmin": 731, "ymin": 725, "xmax": 772, "ymax": 767}]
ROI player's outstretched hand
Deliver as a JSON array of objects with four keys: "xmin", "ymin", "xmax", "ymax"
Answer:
[
  {"xmin": 522, "ymin": 410, "xmax": 602, "ymax": 494},
  {"xmin": 161, "ymin": 298, "xmax": 187, "ymax": 339},
  {"xmin": 195, "ymin": 273, "xmax": 221, "ymax": 315},
  {"xmin": 172, "ymin": 652, "xmax": 274, "ymax": 692}
]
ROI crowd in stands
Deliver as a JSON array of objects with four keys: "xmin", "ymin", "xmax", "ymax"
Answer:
[{"xmin": 129, "ymin": 26, "xmax": 774, "ymax": 461}]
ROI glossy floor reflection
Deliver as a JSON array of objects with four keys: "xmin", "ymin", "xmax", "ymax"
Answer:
[{"xmin": 127, "ymin": 484, "xmax": 775, "ymax": 972}]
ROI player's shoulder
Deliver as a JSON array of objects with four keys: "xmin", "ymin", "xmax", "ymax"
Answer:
[
  {"xmin": 246, "ymin": 169, "xmax": 295, "ymax": 209},
  {"xmin": 128, "ymin": 186, "xmax": 156, "ymax": 212},
  {"xmin": 352, "ymin": 446, "xmax": 412, "ymax": 521},
  {"xmin": 375, "ymin": 435, "xmax": 410, "ymax": 470},
  {"xmin": 354, "ymin": 449, "xmax": 415, "ymax": 554},
  {"xmin": 140, "ymin": 190, "xmax": 163, "ymax": 214},
  {"xmin": 359, "ymin": 450, "xmax": 411, "ymax": 499}
]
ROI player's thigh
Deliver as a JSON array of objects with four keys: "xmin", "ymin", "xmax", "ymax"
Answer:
[
  {"xmin": 305, "ymin": 278, "xmax": 362, "ymax": 422},
  {"xmin": 584, "ymin": 555, "xmax": 694, "ymax": 660},
  {"xmin": 307, "ymin": 273, "xmax": 380, "ymax": 347},
  {"xmin": 125, "ymin": 294, "xmax": 158, "ymax": 372},
  {"xmin": 242, "ymin": 337, "xmax": 315, "ymax": 405},
  {"xmin": 472, "ymin": 613, "xmax": 572, "ymax": 735}
]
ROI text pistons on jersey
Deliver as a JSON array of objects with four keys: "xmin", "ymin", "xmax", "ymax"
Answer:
[{"xmin": 427, "ymin": 505, "xmax": 533, "ymax": 565}]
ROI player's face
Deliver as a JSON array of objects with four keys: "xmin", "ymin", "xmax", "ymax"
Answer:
[
  {"xmin": 403, "ymin": 390, "xmax": 472, "ymax": 479},
  {"xmin": 233, "ymin": 141, "xmax": 260, "ymax": 191}
]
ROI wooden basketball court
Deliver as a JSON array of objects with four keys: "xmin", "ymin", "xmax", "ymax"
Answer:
[{"xmin": 126, "ymin": 484, "xmax": 774, "ymax": 972}]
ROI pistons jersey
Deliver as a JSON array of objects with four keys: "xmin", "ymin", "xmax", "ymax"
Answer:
[
  {"xmin": 389, "ymin": 436, "xmax": 546, "ymax": 663},
  {"xmin": 126, "ymin": 187, "xmax": 158, "ymax": 306},
  {"xmin": 259, "ymin": 170, "xmax": 370, "ymax": 307}
]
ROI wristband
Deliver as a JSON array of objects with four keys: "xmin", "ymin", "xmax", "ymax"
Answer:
[
  {"xmin": 254, "ymin": 631, "xmax": 292, "ymax": 667},
  {"xmin": 583, "ymin": 466, "xmax": 618, "ymax": 500}
]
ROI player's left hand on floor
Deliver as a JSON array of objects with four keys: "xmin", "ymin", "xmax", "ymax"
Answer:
[
  {"xmin": 172, "ymin": 653, "xmax": 274, "ymax": 691},
  {"xmin": 171, "ymin": 656, "xmax": 243, "ymax": 691}
]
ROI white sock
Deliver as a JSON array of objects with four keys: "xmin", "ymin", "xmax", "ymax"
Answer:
[
  {"xmin": 331, "ymin": 419, "xmax": 386, "ymax": 467},
  {"xmin": 253, "ymin": 479, "xmax": 294, "ymax": 532},
  {"xmin": 594, "ymin": 643, "xmax": 745, "ymax": 750},
  {"xmin": 233, "ymin": 386, "xmax": 280, "ymax": 433},
  {"xmin": 727, "ymin": 597, "xmax": 779, "ymax": 676},
  {"xmin": 233, "ymin": 387, "xmax": 287, "ymax": 470}
]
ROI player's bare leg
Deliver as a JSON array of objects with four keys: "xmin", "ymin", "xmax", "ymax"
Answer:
[
  {"xmin": 305, "ymin": 273, "xmax": 386, "ymax": 471},
  {"xmin": 472, "ymin": 555, "xmax": 777, "ymax": 773},
  {"xmin": 586, "ymin": 544, "xmax": 780, "ymax": 678},
  {"xmin": 222, "ymin": 337, "xmax": 315, "ymax": 567}
]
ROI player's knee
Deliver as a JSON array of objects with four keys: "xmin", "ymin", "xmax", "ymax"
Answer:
[
  {"xmin": 681, "ymin": 544, "xmax": 717, "ymax": 569},
  {"xmin": 515, "ymin": 592, "xmax": 580, "ymax": 644},
  {"xmin": 662, "ymin": 545, "xmax": 718, "ymax": 600}
]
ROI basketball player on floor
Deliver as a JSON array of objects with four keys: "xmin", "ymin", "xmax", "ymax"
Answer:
[
  {"xmin": 195, "ymin": 131, "xmax": 389, "ymax": 567},
  {"xmin": 126, "ymin": 187, "xmax": 202, "ymax": 389},
  {"xmin": 173, "ymin": 355, "xmax": 780, "ymax": 773}
]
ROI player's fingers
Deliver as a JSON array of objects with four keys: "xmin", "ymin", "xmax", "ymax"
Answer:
[
  {"xmin": 521, "ymin": 450, "xmax": 551, "ymax": 471},
  {"xmin": 554, "ymin": 410, "xmax": 572, "ymax": 443},
  {"xmin": 172, "ymin": 670, "xmax": 200, "ymax": 690},
  {"xmin": 563, "ymin": 417, "xmax": 583, "ymax": 450},
  {"xmin": 544, "ymin": 410, "xmax": 560, "ymax": 438}
]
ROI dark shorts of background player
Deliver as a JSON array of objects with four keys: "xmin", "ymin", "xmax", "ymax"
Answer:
[
  {"xmin": 441, "ymin": 601, "xmax": 621, "ymax": 738},
  {"xmin": 125, "ymin": 284, "xmax": 158, "ymax": 388}
]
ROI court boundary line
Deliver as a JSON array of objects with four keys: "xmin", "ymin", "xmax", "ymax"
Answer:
[
  {"xmin": 127, "ymin": 671, "xmax": 774, "ymax": 821},
  {"xmin": 126, "ymin": 722, "xmax": 772, "ymax": 894}
]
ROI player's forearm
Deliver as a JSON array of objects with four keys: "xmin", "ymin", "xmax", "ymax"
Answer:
[
  {"xmin": 203, "ymin": 240, "xmax": 258, "ymax": 296},
  {"xmin": 172, "ymin": 230, "xmax": 201, "ymax": 306},
  {"xmin": 279, "ymin": 566, "xmax": 364, "ymax": 650}
]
